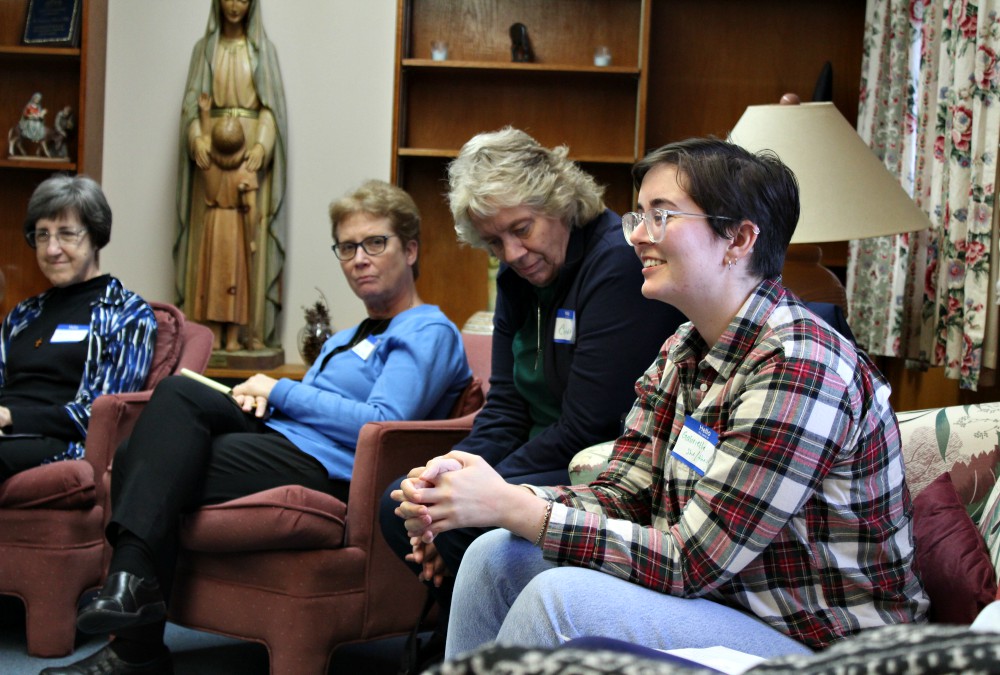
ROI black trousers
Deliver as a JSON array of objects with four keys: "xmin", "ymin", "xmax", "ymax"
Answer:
[
  {"xmin": 109, "ymin": 375, "xmax": 348, "ymax": 595},
  {"xmin": 378, "ymin": 465, "xmax": 569, "ymax": 618}
]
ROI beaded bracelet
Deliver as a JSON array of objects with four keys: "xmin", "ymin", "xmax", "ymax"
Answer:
[{"xmin": 533, "ymin": 500, "xmax": 554, "ymax": 547}]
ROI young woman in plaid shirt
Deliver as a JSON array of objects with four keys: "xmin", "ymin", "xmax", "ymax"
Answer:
[{"xmin": 394, "ymin": 138, "xmax": 929, "ymax": 661}]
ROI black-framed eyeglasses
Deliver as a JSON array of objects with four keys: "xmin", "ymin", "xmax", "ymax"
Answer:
[
  {"xmin": 331, "ymin": 234, "xmax": 396, "ymax": 261},
  {"xmin": 26, "ymin": 228, "xmax": 89, "ymax": 249},
  {"xmin": 621, "ymin": 209, "xmax": 734, "ymax": 245}
]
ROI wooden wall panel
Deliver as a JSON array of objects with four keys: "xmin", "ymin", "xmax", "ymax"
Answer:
[{"xmin": 645, "ymin": 0, "xmax": 867, "ymax": 147}]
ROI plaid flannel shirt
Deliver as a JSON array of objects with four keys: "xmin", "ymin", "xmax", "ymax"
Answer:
[{"xmin": 532, "ymin": 279, "xmax": 928, "ymax": 649}]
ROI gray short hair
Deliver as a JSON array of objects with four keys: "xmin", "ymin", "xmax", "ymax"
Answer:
[
  {"xmin": 23, "ymin": 174, "xmax": 112, "ymax": 249},
  {"xmin": 448, "ymin": 127, "xmax": 605, "ymax": 249}
]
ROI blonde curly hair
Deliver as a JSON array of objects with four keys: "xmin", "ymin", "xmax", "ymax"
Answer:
[{"xmin": 448, "ymin": 127, "xmax": 605, "ymax": 249}]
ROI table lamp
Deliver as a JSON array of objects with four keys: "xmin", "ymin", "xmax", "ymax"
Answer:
[
  {"xmin": 729, "ymin": 96, "xmax": 933, "ymax": 309},
  {"xmin": 729, "ymin": 97, "xmax": 932, "ymax": 244}
]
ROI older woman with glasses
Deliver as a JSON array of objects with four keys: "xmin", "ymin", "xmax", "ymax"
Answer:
[
  {"xmin": 48, "ymin": 179, "xmax": 472, "ymax": 675},
  {"xmin": 394, "ymin": 138, "xmax": 927, "ymax": 663},
  {"xmin": 0, "ymin": 174, "xmax": 156, "ymax": 482},
  {"xmin": 379, "ymin": 126, "xmax": 685, "ymax": 669}
]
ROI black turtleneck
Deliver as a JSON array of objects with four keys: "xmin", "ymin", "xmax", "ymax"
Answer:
[{"xmin": 1, "ymin": 274, "xmax": 110, "ymax": 438}]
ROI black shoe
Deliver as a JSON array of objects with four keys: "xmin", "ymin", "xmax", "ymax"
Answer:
[
  {"xmin": 38, "ymin": 644, "xmax": 173, "ymax": 674},
  {"xmin": 76, "ymin": 572, "xmax": 166, "ymax": 635}
]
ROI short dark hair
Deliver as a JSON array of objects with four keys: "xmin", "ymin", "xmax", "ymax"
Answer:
[
  {"xmin": 632, "ymin": 137, "xmax": 799, "ymax": 279},
  {"xmin": 329, "ymin": 179, "xmax": 422, "ymax": 280},
  {"xmin": 23, "ymin": 174, "xmax": 113, "ymax": 249}
]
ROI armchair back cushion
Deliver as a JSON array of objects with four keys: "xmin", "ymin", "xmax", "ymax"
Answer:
[{"xmin": 145, "ymin": 302, "xmax": 184, "ymax": 388}]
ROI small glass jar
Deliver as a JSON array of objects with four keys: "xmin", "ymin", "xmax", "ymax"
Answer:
[
  {"xmin": 431, "ymin": 41, "xmax": 448, "ymax": 61},
  {"xmin": 594, "ymin": 46, "xmax": 611, "ymax": 67}
]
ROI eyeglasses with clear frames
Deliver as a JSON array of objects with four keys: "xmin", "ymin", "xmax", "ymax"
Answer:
[
  {"xmin": 621, "ymin": 209, "xmax": 734, "ymax": 245},
  {"xmin": 26, "ymin": 228, "xmax": 89, "ymax": 249},
  {"xmin": 331, "ymin": 234, "xmax": 396, "ymax": 261}
]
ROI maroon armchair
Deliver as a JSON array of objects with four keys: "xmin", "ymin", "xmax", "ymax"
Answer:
[
  {"xmin": 0, "ymin": 302, "xmax": 213, "ymax": 657},
  {"xmin": 166, "ymin": 332, "xmax": 493, "ymax": 675}
]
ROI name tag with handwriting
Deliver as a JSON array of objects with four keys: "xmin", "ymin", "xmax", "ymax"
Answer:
[{"xmin": 671, "ymin": 416, "xmax": 718, "ymax": 476}]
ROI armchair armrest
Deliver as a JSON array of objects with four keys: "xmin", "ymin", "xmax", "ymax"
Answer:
[
  {"xmin": 86, "ymin": 390, "xmax": 155, "ymax": 518},
  {"xmin": 345, "ymin": 413, "xmax": 476, "ymax": 638},
  {"xmin": 345, "ymin": 413, "xmax": 476, "ymax": 550}
]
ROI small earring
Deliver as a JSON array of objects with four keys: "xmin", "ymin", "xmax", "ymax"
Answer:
[{"xmin": 727, "ymin": 259, "xmax": 734, "ymax": 270}]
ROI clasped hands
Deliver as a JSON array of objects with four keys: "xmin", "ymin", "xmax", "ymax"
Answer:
[
  {"xmin": 392, "ymin": 452, "xmax": 546, "ymax": 585},
  {"xmin": 392, "ymin": 451, "xmax": 500, "ymax": 586}
]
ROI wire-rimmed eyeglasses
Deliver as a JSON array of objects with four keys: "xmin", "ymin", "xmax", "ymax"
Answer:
[
  {"xmin": 26, "ymin": 228, "xmax": 89, "ymax": 249},
  {"xmin": 621, "ymin": 209, "xmax": 734, "ymax": 245},
  {"xmin": 331, "ymin": 234, "xmax": 396, "ymax": 261}
]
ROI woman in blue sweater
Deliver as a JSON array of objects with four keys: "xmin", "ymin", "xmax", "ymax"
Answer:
[{"xmin": 49, "ymin": 180, "xmax": 471, "ymax": 675}]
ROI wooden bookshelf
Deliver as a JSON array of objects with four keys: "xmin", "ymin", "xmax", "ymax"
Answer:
[{"xmin": 391, "ymin": 0, "xmax": 651, "ymax": 327}]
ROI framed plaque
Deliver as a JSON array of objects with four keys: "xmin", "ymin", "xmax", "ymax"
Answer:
[{"xmin": 23, "ymin": 0, "xmax": 82, "ymax": 47}]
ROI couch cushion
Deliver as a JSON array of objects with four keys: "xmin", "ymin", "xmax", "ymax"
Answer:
[
  {"xmin": 180, "ymin": 485, "xmax": 347, "ymax": 552},
  {"xmin": 0, "ymin": 460, "xmax": 95, "ymax": 509},
  {"xmin": 912, "ymin": 472, "xmax": 997, "ymax": 623},
  {"xmin": 569, "ymin": 441, "xmax": 615, "ymax": 484},
  {"xmin": 977, "ymin": 477, "xmax": 1000, "ymax": 582},
  {"xmin": 897, "ymin": 404, "xmax": 1000, "ymax": 502}
]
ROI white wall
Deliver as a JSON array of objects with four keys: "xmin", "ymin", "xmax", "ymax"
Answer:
[{"xmin": 100, "ymin": 0, "xmax": 396, "ymax": 362}]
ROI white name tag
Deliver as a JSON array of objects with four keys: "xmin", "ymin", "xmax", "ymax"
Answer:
[
  {"xmin": 671, "ymin": 416, "xmax": 719, "ymax": 476},
  {"xmin": 553, "ymin": 309, "xmax": 576, "ymax": 344},
  {"xmin": 351, "ymin": 335, "xmax": 379, "ymax": 360},
  {"xmin": 50, "ymin": 324, "xmax": 89, "ymax": 343}
]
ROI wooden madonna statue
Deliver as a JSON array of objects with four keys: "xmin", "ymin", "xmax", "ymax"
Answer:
[{"xmin": 174, "ymin": 0, "xmax": 287, "ymax": 364}]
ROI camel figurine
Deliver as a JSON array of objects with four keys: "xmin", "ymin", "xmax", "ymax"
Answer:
[{"xmin": 7, "ymin": 96, "xmax": 74, "ymax": 160}]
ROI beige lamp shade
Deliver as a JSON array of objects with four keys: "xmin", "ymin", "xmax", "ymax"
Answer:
[{"xmin": 729, "ymin": 102, "xmax": 932, "ymax": 244}]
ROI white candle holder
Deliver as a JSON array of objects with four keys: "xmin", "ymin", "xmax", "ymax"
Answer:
[{"xmin": 593, "ymin": 46, "xmax": 611, "ymax": 67}]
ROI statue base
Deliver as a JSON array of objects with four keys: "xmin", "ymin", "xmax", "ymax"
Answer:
[{"xmin": 208, "ymin": 347, "xmax": 284, "ymax": 371}]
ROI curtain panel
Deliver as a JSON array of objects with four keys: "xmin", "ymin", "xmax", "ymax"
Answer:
[{"xmin": 847, "ymin": 0, "xmax": 1000, "ymax": 390}]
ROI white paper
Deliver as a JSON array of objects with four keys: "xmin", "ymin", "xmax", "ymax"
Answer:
[
  {"xmin": 662, "ymin": 646, "xmax": 766, "ymax": 674},
  {"xmin": 555, "ymin": 633, "xmax": 766, "ymax": 674}
]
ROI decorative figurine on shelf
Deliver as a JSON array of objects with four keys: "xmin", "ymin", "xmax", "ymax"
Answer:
[
  {"xmin": 509, "ymin": 22, "xmax": 533, "ymax": 62},
  {"xmin": 176, "ymin": 0, "xmax": 287, "ymax": 365},
  {"xmin": 7, "ymin": 92, "xmax": 46, "ymax": 158},
  {"xmin": 18, "ymin": 92, "xmax": 45, "ymax": 140},
  {"xmin": 190, "ymin": 93, "xmax": 260, "ymax": 352},
  {"xmin": 40, "ymin": 106, "xmax": 75, "ymax": 159},
  {"xmin": 7, "ymin": 94, "xmax": 74, "ymax": 160}
]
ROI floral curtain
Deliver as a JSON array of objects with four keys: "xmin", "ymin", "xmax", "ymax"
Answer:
[{"xmin": 847, "ymin": 0, "xmax": 1000, "ymax": 390}]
